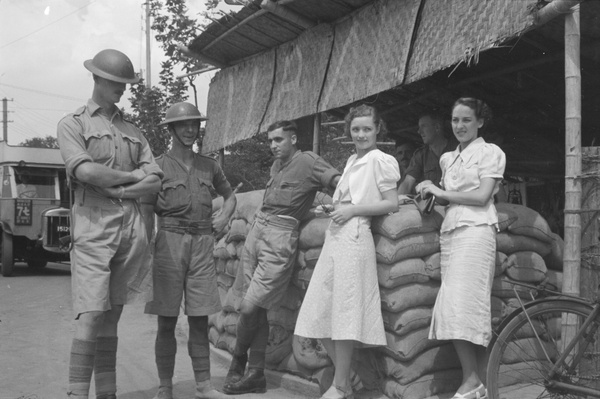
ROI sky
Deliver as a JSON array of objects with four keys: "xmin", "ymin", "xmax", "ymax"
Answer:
[{"xmin": 0, "ymin": 0, "xmax": 232, "ymax": 145}]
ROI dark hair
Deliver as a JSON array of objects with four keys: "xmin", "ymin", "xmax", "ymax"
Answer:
[
  {"xmin": 267, "ymin": 120, "xmax": 298, "ymax": 135},
  {"xmin": 344, "ymin": 104, "xmax": 387, "ymax": 137},
  {"xmin": 452, "ymin": 97, "xmax": 493, "ymax": 125}
]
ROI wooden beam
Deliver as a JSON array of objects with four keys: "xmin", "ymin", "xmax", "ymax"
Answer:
[
  {"xmin": 260, "ymin": 0, "xmax": 316, "ymax": 30},
  {"xmin": 202, "ymin": 9, "xmax": 269, "ymax": 53},
  {"xmin": 533, "ymin": 0, "xmax": 582, "ymax": 27},
  {"xmin": 176, "ymin": 44, "xmax": 228, "ymax": 69}
]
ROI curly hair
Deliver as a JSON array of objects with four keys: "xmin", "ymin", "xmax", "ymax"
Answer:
[
  {"xmin": 452, "ymin": 97, "xmax": 493, "ymax": 126},
  {"xmin": 344, "ymin": 104, "xmax": 387, "ymax": 137}
]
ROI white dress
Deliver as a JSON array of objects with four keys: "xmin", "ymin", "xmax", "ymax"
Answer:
[{"xmin": 294, "ymin": 150, "xmax": 399, "ymax": 346}]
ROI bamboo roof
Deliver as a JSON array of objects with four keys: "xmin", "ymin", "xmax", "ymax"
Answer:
[{"xmin": 187, "ymin": 0, "xmax": 600, "ymax": 179}]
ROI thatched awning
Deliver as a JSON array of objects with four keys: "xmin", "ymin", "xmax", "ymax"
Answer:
[{"xmin": 191, "ymin": 0, "xmax": 536, "ymax": 153}]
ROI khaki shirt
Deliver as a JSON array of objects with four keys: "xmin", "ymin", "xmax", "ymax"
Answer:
[
  {"xmin": 57, "ymin": 99, "xmax": 163, "ymax": 197},
  {"xmin": 405, "ymin": 139, "xmax": 457, "ymax": 188},
  {"xmin": 147, "ymin": 152, "xmax": 232, "ymax": 222},
  {"xmin": 261, "ymin": 150, "xmax": 340, "ymax": 221}
]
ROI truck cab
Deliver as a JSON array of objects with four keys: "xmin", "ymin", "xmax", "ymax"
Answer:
[{"xmin": 0, "ymin": 143, "xmax": 71, "ymax": 276}]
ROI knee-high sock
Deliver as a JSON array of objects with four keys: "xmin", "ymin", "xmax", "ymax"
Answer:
[
  {"xmin": 155, "ymin": 326, "xmax": 177, "ymax": 382},
  {"xmin": 248, "ymin": 309, "xmax": 269, "ymax": 370},
  {"xmin": 94, "ymin": 336, "xmax": 118, "ymax": 397},
  {"xmin": 234, "ymin": 311, "xmax": 258, "ymax": 357},
  {"xmin": 68, "ymin": 338, "xmax": 97, "ymax": 398},
  {"xmin": 189, "ymin": 316, "xmax": 210, "ymax": 383}
]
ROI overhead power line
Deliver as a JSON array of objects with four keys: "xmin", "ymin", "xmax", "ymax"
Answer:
[
  {"xmin": 0, "ymin": 83, "xmax": 85, "ymax": 103},
  {"xmin": 0, "ymin": 0, "xmax": 97, "ymax": 50}
]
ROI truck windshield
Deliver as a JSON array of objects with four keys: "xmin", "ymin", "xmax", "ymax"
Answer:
[{"xmin": 13, "ymin": 167, "xmax": 58, "ymax": 199}]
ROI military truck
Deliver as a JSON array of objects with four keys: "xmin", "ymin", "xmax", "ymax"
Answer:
[{"xmin": 0, "ymin": 142, "xmax": 71, "ymax": 276}]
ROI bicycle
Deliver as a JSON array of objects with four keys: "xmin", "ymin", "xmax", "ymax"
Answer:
[{"xmin": 486, "ymin": 281, "xmax": 600, "ymax": 398}]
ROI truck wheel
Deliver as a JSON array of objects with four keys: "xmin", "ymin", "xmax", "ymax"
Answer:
[
  {"xmin": 1, "ymin": 230, "xmax": 14, "ymax": 277},
  {"xmin": 27, "ymin": 259, "xmax": 48, "ymax": 268}
]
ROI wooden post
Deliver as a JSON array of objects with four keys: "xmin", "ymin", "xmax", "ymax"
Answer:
[
  {"xmin": 563, "ymin": 5, "xmax": 581, "ymax": 297},
  {"xmin": 313, "ymin": 113, "xmax": 321, "ymax": 155}
]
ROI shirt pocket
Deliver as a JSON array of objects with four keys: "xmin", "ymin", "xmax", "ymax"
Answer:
[
  {"xmin": 82, "ymin": 130, "xmax": 114, "ymax": 163},
  {"xmin": 122, "ymin": 135, "xmax": 142, "ymax": 169},
  {"xmin": 196, "ymin": 177, "xmax": 214, "ymax": 215},
  {"xmin": 157, "ymin": 178, "xmax": 190, "ymax": 214},
  {"xmin": 266, "ymin": 179, "xmax": 302, "ymax": 207}
]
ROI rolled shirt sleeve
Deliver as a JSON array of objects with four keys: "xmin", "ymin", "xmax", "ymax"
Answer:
[{"xmin": 57, "ymin": 114, "xmax": 94, "ymax": 180}]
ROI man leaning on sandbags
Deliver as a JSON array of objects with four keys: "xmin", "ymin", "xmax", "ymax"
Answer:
[{"xmin": 222, "ymin": 120, "xmax": 341, "ymax": 395}]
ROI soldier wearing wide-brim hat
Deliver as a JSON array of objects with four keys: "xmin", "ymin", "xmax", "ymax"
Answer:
[
  {"xmin": 143, "ymin": 102, "xmax": 237, "ymax": 399},
  {"xmin": 57, "ymin": 49, "xmax": 163, "ymax": 399}
]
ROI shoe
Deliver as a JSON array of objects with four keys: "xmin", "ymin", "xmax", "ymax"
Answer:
[
  {"xmin": 320, "ymin": 385, "xmax": 354, "ymax": 399},
  {"xmin": 223, "ymin": 353, "xmax": 247, "ymax": 386},
  {"xmin": 222, "ymin": 368, "xmax": 266, "ymax": 395},
  {"xmin": 451, "ymin": 384, "xmax": 487, "ymax": 399},
  {"xmin": 151, "ymin": 386, "xmax": 173, "ymax": 399}
]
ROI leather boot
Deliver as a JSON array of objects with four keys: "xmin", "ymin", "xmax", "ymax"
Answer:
[
  {"xmin": 222, "ymin": 368, "xmax": 266, "ymax": 395},
  {"xmin": 223, "ymin": 353, "xmax": 247, "ymax": 386}
]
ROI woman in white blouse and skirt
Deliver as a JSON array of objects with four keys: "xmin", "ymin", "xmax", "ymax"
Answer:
[
  {"xmin": 416, "ymin": 98, "xmax": 506, "ymax": 399},
  {"xmin": 294, "ymin": 104, "xmax": 400, "ymax": 399}
]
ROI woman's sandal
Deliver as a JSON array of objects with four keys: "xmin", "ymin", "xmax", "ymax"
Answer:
[
  {"xmin": 320, "ymin": 384, "xmax": 355, "ymax": 399},
  {"xmin": 451, "ymin": 383, "xmax": 487, "ymax": 399}
]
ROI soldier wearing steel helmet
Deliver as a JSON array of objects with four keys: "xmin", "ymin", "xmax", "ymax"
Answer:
[
  {"xmin": 57, "ymin": 49, "xmax": 164, "ymax": 399},
  {"xmin": 142, "ymin": 102, "xmax": 236, "ymax": 399}
]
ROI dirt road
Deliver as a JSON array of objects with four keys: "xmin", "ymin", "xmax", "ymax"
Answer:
[{"xmin": 0, "ymin": 262, "xmax": 319, "ymax": 399}]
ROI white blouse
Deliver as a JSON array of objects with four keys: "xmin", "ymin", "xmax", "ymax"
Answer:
[
  {"xmin": 332, "ymin": 149, "xmax": 400, "ymax": 205},
  {"xmin": 439, "ymin": 137, "xmax": 506, "ymax": 233}
]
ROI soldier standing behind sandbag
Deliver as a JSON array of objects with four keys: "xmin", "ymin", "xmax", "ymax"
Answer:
[
  {"xmin": 416, "ymin": 97, "xmax": 506, "ymax": 399},
  {"xmin": 295, "ymin": 104, "xmax": 400, "ymax": 399},
  {"xmin": 142, "ymin": 102, "xmax": 237, "ymax": 399},
  {"xmin": 222, "ymin": 120, "xmax": 341, "ymax": 395}
]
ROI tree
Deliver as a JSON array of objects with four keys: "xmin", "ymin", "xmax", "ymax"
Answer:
[{"xmin": 19, "ymin": 135, "xmax": 59, "ymax": 149}]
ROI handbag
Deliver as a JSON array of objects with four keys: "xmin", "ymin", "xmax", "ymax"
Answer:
[{"xmin": 401, "ymin": 193, "xmax": 436, "ymax": 215}]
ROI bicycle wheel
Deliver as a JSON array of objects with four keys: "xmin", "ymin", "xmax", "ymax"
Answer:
[{"xmin": 487, "ymin": 299, "xmax": 600, "ymax": 399}]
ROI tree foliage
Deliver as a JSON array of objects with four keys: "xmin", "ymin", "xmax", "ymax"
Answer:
[{"xmin": 19, "ymin": 135, "xmax": 59, "ymax": 149}]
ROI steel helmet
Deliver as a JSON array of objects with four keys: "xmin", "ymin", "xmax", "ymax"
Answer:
[
  {"xmin": 84, "ymin": 49, "xmax": 140, "ymax": 84},
  {"xmin": 159, "ymin": 102, "xmax": 208, "ymax": 126}
]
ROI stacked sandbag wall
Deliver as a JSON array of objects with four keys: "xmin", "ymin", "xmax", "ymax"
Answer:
[{"xmin": 207, "ymin": 191, "xmax": 564, "ymax": 399}]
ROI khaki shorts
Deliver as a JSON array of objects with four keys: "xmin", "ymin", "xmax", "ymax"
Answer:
[
  {"xmin": 229, "ymin": 211, "xmax": 299, "ymax": 310},
  {"xmin": 70, "ymin": 197, "xmax": 150, "ymax": 318},
  {"xmin": 145, "ymin": 229, "xmax": 221, "ymax": 317}
]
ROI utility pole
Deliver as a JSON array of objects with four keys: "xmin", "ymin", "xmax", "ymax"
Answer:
[
  {"xmin": 145, "ymin": 0, "xmax": 152, "ymax": 87},
  {"xmin": 2, "ymin": 97, "xmax": 13, "ymax": 142}
]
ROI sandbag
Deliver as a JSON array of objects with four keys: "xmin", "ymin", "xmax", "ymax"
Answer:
[
  {"xmin": 424, "ymin": 253, "xmax": 441, "ymax": 280},
  {"xmin": 224, "ymin": 258, "xmax": 239, "ymax": 278},
  {"xmin": 304, "ymin": 247, "xmax": 322, "ymax": 269},
  {"xmin": 500, "ymin": 203, "xmax": 554, "ymax": 244},
  {"xmin": 298, "ymin": 218, "xmax": 330, "ymax": 249},
  {"xmin": 235, "ymin": 241, "xmax": 244, "ymax": 259},
  {"xmin": 213, "ymin": 236, "xmax": 230, "ymax": 260},
  {"xmin": 506, "ymin": 251, "xmax": 548, "ymax": 283},
  {"xmin": 226, "ymin": 242, "xmax": 238, "ymax": 259},
  {"xmin": 278, "ymin": 284, "xmax": 303, "ymax": 311},
  {"xmin": 543, "ymin": 232, "xmax": 564, "ymax": 271},
  {"xmin": 381, "ymin": 369, "xmax": 462, "ymax": 399},
  {"xmin": 380, "ymin": 326, "xmax": 444, "ymax": 362},
  {"xmin": 380, "ymin": 344, "xmax": 460, "ymax": 385},
  {"xmin": 215, "ymin": 257, "xmax": 227, "ymax": 275},
  {"xmin": 292, "ymin": 335, "xmax": 332, "ymax": 370},
  {"xmin": 496, "ymin": 203, "xmax": 518, "ymax": 232},
  {"xmin": 292, "ymin": 265, "xmax": 314, "ymax": 290},
  {"xmin": 495, "ymin": 252, "xmax": 509, "ymax": 277},
  {"xmin": 266, "ymin": 325, "xmax": 293, "ymax": 366},
  {"xmin": 546, "ymin": 269, "xmax": 563, "ymax": 292},
  {"xmin": 375, "ymin": 232, "xmax": 440, "ymax": 265},
  {"xmin": 217, "ymin": 273, "xmax": 235, "ymax": 290},
  {"xmin": 230, "ymin": 190, "xmax": 265, "ymax": 223},
  {"xmin": 382, "ymin": 307, "xmax": 432, "ymax": 336},
  {"xmin": 208, "ymin": 312, "xmax": 225, "ymax": 333},
  {"xmin": 276, "ymin": 352, "xmax": 317, "ymax": 381},
  {"xmin": 377, "ymin": 258, "xmax": 430, "ymax": 289},
  {"xmin": 491, "ymin": 296, "xmax": 505, "ymax": 325},
  {"xmin": 380, "ymin": 282, "xmax": 439, "ymax": 313},
  {"xmin": 267, "ymin": 306, "xmax": 298, "ymax": 332},
  {"xmin": 223, "ymin": 311, "xmax": 239, "ymax": 336},
  {"xmin": 492, "ymin": 276, "xmax": 534, "ymax": 299},
  {"xmin": 371, "ymin": 205, "xmax": 443, "ymax": 241},
  {"xmin": 226, "ymin": 218, "xmax": 248, "ymax": 243},
  {"xmin": 496, "ymin": 232, "xmax": 551, "ymax": 257}
]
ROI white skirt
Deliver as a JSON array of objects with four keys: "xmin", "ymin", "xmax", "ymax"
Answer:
[
  {"xmin": 294, "ymin": 216, "xmax": 386, "ymax": 346},
  {"xmin": 429, "ymin": 225, "xmax": 496, "ymax": 346}
]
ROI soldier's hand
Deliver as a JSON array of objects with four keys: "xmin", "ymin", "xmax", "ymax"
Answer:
[{"xmin": 130, "ymin": 169, "xmax": 146, "ymax": 182}]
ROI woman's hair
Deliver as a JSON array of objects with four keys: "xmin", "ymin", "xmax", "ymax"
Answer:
[
  {"xmin": 344, "ymin": 104, "xmax": 387, "ymax": 137},
  {"xmin": 452, "ymin": 97, "xmax": 493, "ymax": 125}
]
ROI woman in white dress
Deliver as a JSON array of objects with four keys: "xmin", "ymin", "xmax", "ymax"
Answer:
[
  {"xmin": 295, "ymin": 104, "xmax": 400, "ymax": 399},
  {"xmin": 416, "ymin": 98, "xmax": 506, "ymax": 399}
]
